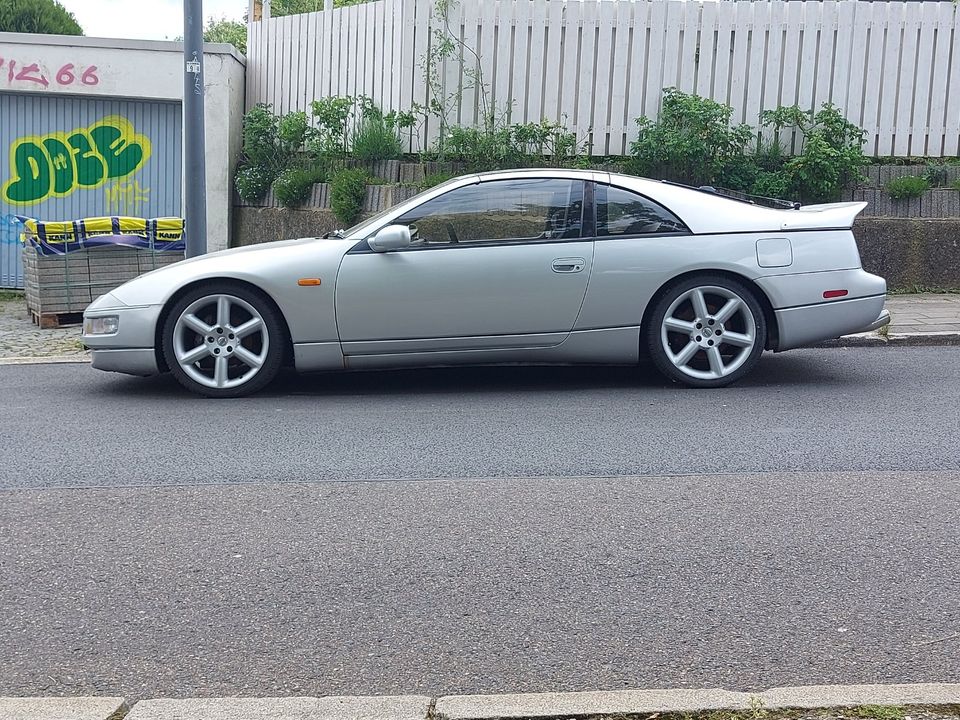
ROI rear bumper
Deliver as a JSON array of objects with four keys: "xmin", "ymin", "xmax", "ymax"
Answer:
[
  {"xmin": 775, "ymin": 294, "xmax": 888, "ymax": 350},
  {"xmin": 856, "ymin": 308, "xmax": 891, "ymax": 334}
]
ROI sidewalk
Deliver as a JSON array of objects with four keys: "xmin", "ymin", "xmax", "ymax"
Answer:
[
  {"xmin": 3, "ymin": 683, "xmax": 960, "ymax": 720},
  {"xmin": 0, "ymin": 293, "xmax": 957, "ymax": 363}
]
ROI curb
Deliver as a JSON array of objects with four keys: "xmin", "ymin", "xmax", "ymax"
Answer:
[
  {"xmin": 434, "ymin": 683, "xmax": 960, "ymax": 720},
  {"xmin": 125, "ymin": 695, "xmax": 432, "ymax": 720},
  {"xmin": 3, "ymin": 684, "xmax": 959, "ymax": 720},
  {"xmin": 0, "ymin": 696, "xmax": 127, "ymax": 720},
  {"xmin": 0, "ymin": 354, "xmax": 90, "ymax": 365},
  {"xmin": 817, "ymin": 331, "xmax": 960, "ymax": 348}
]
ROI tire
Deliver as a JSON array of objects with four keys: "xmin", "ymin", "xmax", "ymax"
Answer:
[
  {"xmin": 161, "ymin": 282, "xmax": 286, "ymax": 398},
  {"xmin": 645, "ymin": 274, "xmax": 767, "ymax": 388}
]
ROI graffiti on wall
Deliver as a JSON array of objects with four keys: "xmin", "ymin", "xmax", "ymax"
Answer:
[
  {"xmin": 0, "ymin": 214, "xmax": 21, "ymax": 246},
  {"xmin": 2, "ymin": 115, "xmax": 152, "ymax": 207},
  {"xmin": 0, "ymin": 57, "xmax": 99, "ymax": 89},
  {"xmin": 105, "ymin": 178, "xmax": 151, "ymax": 215}
]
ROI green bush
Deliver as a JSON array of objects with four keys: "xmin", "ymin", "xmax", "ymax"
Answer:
[
  {"xmin": 952, "ymin": 179, "xmax": 960, "ymax": 192},
  {"xmin": 273, "ymin": 167, "xmax": 325, "ymax": 207},
  {"xmin": 437, "ymin": 114, "xmax": 581, "ymax": 171},
  {"xmin": 886, "ymin": 176, "xmax": 930, "ymax": 199},
  {"xmin": 330, "ymin": 168, "xmax": 368, "ymax": 225},
  {"xmin": 352, "ymin": 112, "xmax": 404, "ymax": 162},
  {"xmin": 310, "ymin": 96, "xmax": 356, "ymax": 165},
  {"xmin": 629, "ymin": 88, "xmax": 754, "ymax": 186},
  {"xmin": 242, "ymin": 104, "xmax": 282, "ymax": 170},
  {"xmin": 278, "ymin": 111, "xmax": 311, "ymax": 155},
  {"xmin": 234, "ymin": 164, "xmax": 274, "ymax": 202},
  {"xmin": 761, "ymin": 102, "xmax": 867, "ymax": 203},
  {"xmin": 924, "ymin": 163, "xmax": 950, "ymax": 187}
]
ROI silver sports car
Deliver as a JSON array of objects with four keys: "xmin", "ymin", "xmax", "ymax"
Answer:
[{"xmin": 82, "ymin": 169, "xmax": 890, "ymax": 397}]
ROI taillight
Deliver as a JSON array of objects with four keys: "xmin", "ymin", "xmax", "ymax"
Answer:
[{"xmin": 823, "ymin": 289, "xmax": 849, "ymax": 299}]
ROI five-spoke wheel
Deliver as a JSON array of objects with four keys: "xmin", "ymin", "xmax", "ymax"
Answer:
[
  {"xmin": 647, "ymin": 275, "xmax": 766, "ymax": 387},
  {"xmin": 162, "ymin": 283, "xmax": 285, "ymax": 397}
]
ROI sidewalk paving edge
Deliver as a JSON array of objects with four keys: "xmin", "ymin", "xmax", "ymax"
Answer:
[
  {"xmin": 0, "ymin": 354, "xmax": 90, "ymax": 365},
  {"xmin": 433, "ymin": 683, "xmax": 960, "ymax": 720},
  {"xmin": 4, "ymin": 684, "xmax": 960, "ymax": 720}
]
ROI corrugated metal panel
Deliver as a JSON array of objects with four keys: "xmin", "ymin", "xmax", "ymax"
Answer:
[{"xmin": 0, "ymin": 93, "xmax": 182, "ymax": 288}]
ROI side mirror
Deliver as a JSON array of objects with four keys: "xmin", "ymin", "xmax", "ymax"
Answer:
[{"xmin": 368, "ymin": 224, "xmax": 412, "ymax": 252}]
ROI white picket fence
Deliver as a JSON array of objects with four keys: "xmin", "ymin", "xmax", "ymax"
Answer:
[{"xmin": 246, "ymin": 0, "xmax": 960, "ymax": 157}]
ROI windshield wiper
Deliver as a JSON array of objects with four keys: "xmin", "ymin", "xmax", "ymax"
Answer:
[{"xmin": 322, "ymin": 229, "xmax": 346, "ymax": 239}]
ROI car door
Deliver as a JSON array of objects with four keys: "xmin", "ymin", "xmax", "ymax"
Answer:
[{"xmin": 335, "ymin": 177, "xmax": 594, "ymax": 355}]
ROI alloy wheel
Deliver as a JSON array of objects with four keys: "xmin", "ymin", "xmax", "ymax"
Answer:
[
  {"xmin": 659, "ymin": 285, "xmax": 757, "ymax": 381},
  {"xmin": 172, "ymin": 293, "xmax": 270, "ymax": 390}
]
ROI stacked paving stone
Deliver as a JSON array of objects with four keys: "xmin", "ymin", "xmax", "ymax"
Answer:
[{"xmin": 24, "ymin": 245, "xmax": 183, "ymax": 327}]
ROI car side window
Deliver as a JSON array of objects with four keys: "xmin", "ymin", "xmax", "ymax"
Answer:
[
  {"xmin": 394, "ymin": 178, "xmax": 584, "ymax": 246},
  {"xmin": 596, "ymin": 185, "xmax": 689, "ymax": 236}
]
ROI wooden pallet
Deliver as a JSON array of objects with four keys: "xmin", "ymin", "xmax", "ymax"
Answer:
[{"xmin": 30, "ymin": 310, "xmax": 84, "ymax": 329}]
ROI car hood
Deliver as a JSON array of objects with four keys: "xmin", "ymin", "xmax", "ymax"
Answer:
[{"xmin": 97, "ymin": 236, "xmax": 352, "ymax": 309}]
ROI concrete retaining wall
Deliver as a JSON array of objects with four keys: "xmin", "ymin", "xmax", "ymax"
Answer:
[
  {"xmin": 855, "ymin": 218, "xmax": 960, "ymax": 290},
  {"xmin": 234, "ymin": 208, "xmax": 960, "ymax": 290}
]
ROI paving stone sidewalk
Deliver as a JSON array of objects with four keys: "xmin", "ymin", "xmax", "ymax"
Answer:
[
  {"xmin": 884, "ymin": 293, "xmax": 960, "ymax": 334},
  {"xmin": 0, "ymin": 293, "xmax": 957, "ymax": 362},
  {"xmin": 0, "ymin": 295, "xmax": 87, "ymax": 360}
]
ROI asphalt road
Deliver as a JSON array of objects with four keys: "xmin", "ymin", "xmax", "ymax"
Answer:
[{"xmin": 1, "ymin": 347, "xmax": 958, "ymax": 698}]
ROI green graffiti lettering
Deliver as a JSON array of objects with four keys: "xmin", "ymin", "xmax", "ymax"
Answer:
[
  {"xmin": 5, "ymin": 141, "xmax": 51, "ymax": 205},
  {"xmin": 2, "ymin": 115, "xmax": 152, "ymax": 206},
  {"xmin": 42, "ymin": 137, "xmax": 75, "ymax": 196},
  {"xmin": 68, "ymin": 131, "xmax": 106, "ymax": 188},
  {"xmin": 90, "ymin": 123, "xmax": 145, "ymax": 179}
]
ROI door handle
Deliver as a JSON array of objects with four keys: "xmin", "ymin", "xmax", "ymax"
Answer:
[{"xmin": 552, "ymin": 257, "xmax": 585, "ymax": 273}]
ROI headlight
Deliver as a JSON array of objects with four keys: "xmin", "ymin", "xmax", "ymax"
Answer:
[{"xmin": 84, "ymin": 315, "xmax": 119, "ymax": 335}]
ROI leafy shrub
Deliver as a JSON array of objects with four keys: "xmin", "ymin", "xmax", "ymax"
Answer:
[
  {"xmin": 352, "ymin": 112, "xmax": 404, "ymax": 162},
  {"xmin": 330, "ymin": 168, "xmax": 368, "ymax": 225},
  {"xmin": 952, "ymin": 179, "xmax": 960, "ymax": 192},
  {"xmin": 310, "ymin": 96, "xmax": 355, "ymax": 164},
  {"xmin": 273, "ymin": 167, "xmax": 325, "ymax": 207},
  {"xmin": 438, "ymin": 114, "xmax": 581, "ymax": 171},
  {"xmin": 234, "ymin": 164, "xmax": 274, "ymax": 202},
  {"xmin": 751, "ymin": 170, "xmax": 792, "ymax": 200},
  {"xmin": 242, "ymin": 104, "xmax": 282, "ymax": 170},
  {"xmin": 924, "ymin": 163, "xmax": 950, "ymax": 187},
  {"xmin": 886, "ymin": 176, "xmax": 930, "ymax": 199},
  {"xmin": 277, "ymin": 111, "xmax": 311, "ymax": 155},
  {"xmin": 629, "ymin": 88, "xmax": 754, "ymax": 186},
  {"xmin": 761, "ymin": 102, "xmax": 867, "ymax": 203}
]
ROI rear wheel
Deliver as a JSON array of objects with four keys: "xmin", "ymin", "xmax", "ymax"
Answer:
[
  {"xmin": 162, "ymin": 282, "xmax": 285, "ymax": 398},
  {"xmin": 646, "ymin": 275, "xmax": 766, "ymax": 388}
]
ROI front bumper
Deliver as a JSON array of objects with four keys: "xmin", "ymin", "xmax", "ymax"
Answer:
[
  {"xmin": 82, "ymin": 300, "xmax": 163, "ymax": 376},
  {"xmin": 90, "ymin": 348, "xmax": 159, "ymax": 376}
]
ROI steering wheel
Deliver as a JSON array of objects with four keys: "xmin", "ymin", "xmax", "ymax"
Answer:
[{"xmin": 444, "ymin": 222, "xmax": 460, "ymax": 244}]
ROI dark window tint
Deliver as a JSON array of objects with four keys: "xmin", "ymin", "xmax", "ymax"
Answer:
[
  {"xmin": 596, "ymin": 185, "xmax": 688, "ymax": 236},
  {"xmin": 395, "ymin": 178, "xmax": 584, "ymax": 245}
]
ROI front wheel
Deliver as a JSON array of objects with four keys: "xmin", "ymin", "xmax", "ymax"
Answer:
[
  {"xmin": 162, "ymin": 283, "xmax": 285, "ymax": 398},
  {"xmin": 646, "ymin": 275, "xmax": 767, "ymax": 388}
]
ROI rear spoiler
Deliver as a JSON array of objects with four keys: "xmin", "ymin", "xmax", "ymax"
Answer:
[{"xmin": 782, "ymin": 201, "xmax": 868, "ymax": 230}]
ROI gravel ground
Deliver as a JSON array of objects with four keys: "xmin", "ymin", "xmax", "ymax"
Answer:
[{"xmin": 0, "ymin": 295, "xmax": 87, "ymax": 359}]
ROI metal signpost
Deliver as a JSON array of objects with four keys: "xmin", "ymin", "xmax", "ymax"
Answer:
[{"xmin": 183, "ymin": 0, "xmax": 207, "ymax": 258}]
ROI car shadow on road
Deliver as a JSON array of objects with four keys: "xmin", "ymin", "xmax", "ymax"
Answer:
[{"xmin": 91, "ymin": 350, "xmax": 845, "ymax": 399}]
